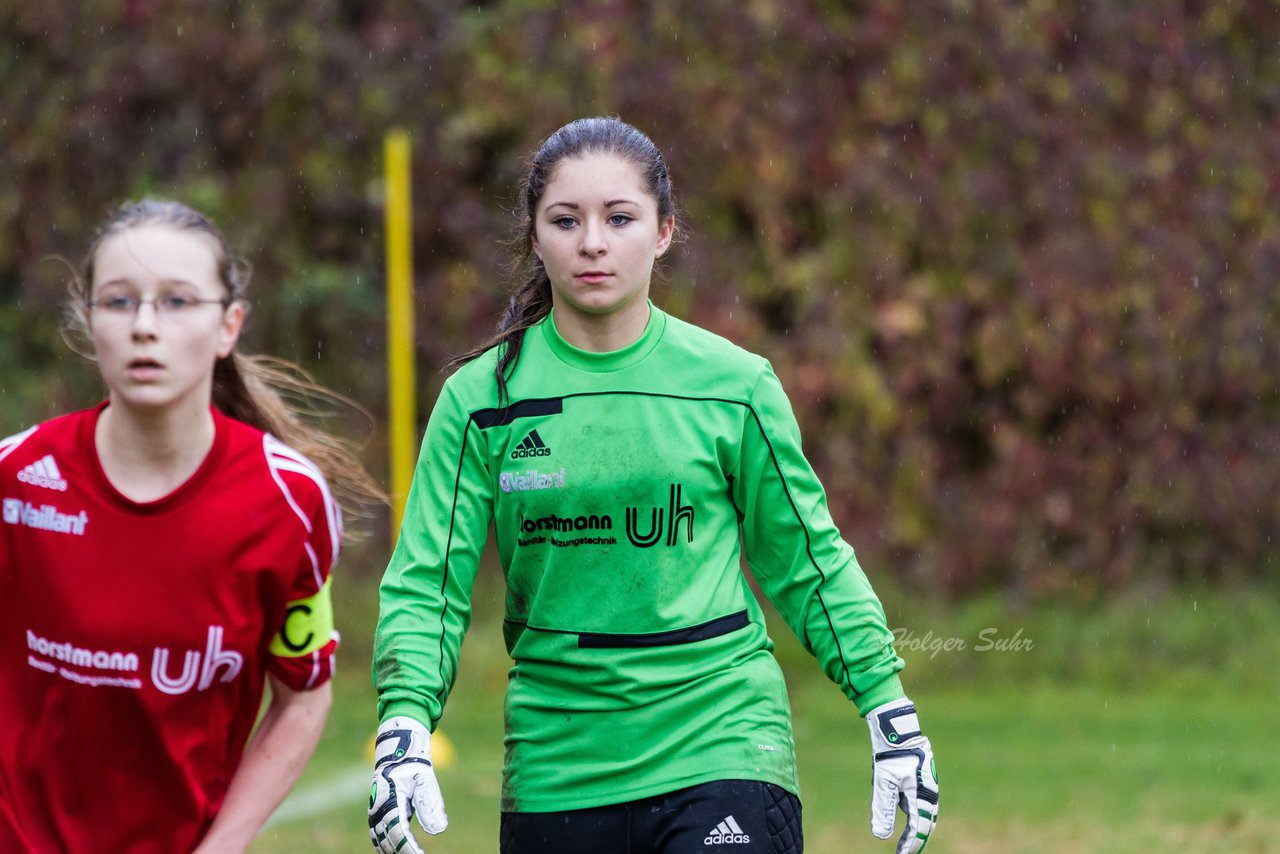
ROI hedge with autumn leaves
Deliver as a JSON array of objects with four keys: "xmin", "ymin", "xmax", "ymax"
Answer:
[{"xmin": 2, "ymin": 0, "xmax": 1277, "ymax": 595}]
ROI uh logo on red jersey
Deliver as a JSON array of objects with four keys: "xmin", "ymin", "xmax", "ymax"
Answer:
[{"xmin": 151, "ymin": 625, "xmax": 244, "ymax": 695}]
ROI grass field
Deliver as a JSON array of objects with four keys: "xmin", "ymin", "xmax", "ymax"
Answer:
[{"xmin": 252, "ymin": 571, "xmax": 1280, "ymax": 853}]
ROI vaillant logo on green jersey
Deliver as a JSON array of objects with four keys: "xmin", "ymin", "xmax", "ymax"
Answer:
[
  {"xmin": 626, "ymin": 483, "xmax": 695, "ymax": 548},
  {"xmin": 500, "ymin": 467, "xmax": 566, "ymax": 493},
  {"xmin": 511, "ymin": 430, "xmax": 551, "ymax": 459}
]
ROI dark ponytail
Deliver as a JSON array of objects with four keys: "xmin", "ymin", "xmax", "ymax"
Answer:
[
  {"xmin": 449, "ymin": 260, "xmax": 553, "ymax": 407},
  {"xmin": 448, "ymin": 116, "xmax": 678, "ymax": 403}
]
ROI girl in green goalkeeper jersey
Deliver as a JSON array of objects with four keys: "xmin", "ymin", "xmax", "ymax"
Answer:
[{"xmin": 368, "ymin": 117, "xmax": 939, "ymax": 854}]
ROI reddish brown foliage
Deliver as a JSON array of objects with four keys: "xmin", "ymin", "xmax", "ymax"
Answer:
[{"xmin": 2, "ymin": 0, "xmax": 1277, "ymax": 593}]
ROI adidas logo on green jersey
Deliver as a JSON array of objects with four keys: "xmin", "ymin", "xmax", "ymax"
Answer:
[{"xmin": 511, "ymin": 430, "xmax": 552, "ymax": 459}]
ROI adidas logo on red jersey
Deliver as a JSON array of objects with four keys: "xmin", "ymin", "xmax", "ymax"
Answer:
[{"xmin": 17, "ymin": 454, "xmax": 68, "ymax": 491}]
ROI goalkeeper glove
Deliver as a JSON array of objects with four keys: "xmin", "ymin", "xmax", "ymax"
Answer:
[
  {"xmin": 868, "ymin": 697, "xmax": 938, "ymax": 853},
  {"xmin": 368, "ymin": 716, "xmax": 447, "ymax": 854}
]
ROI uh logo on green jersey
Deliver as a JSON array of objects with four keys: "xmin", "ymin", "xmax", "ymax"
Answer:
[
  {"xmin": 626, "ymin": 483, "xmax": 695, "ymax": 548},
  {"xmin": 517, "ymin": 483, "xmax": 695, "ymax": 548}
]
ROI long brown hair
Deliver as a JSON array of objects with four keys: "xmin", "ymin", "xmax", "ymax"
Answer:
[
  {"xmin": 67, "ymin": 199, "xmax": 386, "ymax": 535},
  {"xmin": 448, "ymin": 116, "xmax": 680, "ymax": 402}
]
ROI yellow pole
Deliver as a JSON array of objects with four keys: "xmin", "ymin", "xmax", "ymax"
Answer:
[{"xmin": 385, "ymin": 129, "xmax": 415, "ymax": 537}]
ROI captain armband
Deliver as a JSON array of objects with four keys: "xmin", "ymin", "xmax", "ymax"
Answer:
[{"xmin": 269, "ymin": 577, "xmax": 335, "ymax": 658}]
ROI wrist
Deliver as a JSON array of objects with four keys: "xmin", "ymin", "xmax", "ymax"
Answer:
[
  {"xmin": 380, "ymin": 715, "xmax": 430, "ymax": 734},
  {"xmin": 855, "ymin": 673, "xmax": 905, "ymax": 717},
  {"xmin": 380, "ymin": 700, "xmax": 434, "ymax": 731},
  {"xmin": 375, "ymin": 716, "xmax": 433, "ymax": 767},
  {"xmin": 868, "ymin": 697, "xmax": 922, "ymax": 751}
]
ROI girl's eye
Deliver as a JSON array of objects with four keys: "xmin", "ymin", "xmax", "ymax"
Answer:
[
  {"xmin": 553, "ymin": 217, "xmax": 577, "ymax": 229},
  {"xmin": 159, "ymin": 295, "xmax": 198, "ymax": 311},
  {"xmin": 608, "ymin": 214, "xmax": 633, "ymax": 226},
  {"xmin": 101, "ymin": 296, "xmax": 137, "ymax": 312}
]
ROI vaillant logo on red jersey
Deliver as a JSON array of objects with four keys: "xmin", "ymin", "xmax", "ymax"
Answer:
[
  {"xmin": 17, "ymin": 454, "xmax": 68, "ymax": 491},
  {"xmin": 3, "ymin": 498, "xmax": 88, "ymax": 535}
]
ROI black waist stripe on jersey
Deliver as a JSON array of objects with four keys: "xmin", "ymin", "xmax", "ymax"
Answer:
[{"xmin": 577, "ymin": 610, "xmax": 751, "ymax": 649}]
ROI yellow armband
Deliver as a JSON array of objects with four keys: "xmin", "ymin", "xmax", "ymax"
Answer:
[{"xmin": 269, "ymin": 577, "xmax": 334, "ymax": 658}]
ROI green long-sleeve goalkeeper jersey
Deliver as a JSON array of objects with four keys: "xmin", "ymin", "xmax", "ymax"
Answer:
[{"xmin": 374, "ymin": 304, "xmax": 904, "ymax": 812}]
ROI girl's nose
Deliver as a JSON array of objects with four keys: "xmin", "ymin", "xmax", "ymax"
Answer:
[
  {"xmin": 579, "ymin": 220, "xmax": 607, "ymax": 256},
  {"xmin": 130, "ymin": 302, "xmax": 161, "ymax": 339}
]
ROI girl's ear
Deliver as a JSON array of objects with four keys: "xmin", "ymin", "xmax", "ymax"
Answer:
[
  {"xmin": 216, "ymin": 302, "xmax": 245, "ymax": 359},
  {"xmin": 654, "ymin": 215, "xmax": 676, "ymax": 258}
]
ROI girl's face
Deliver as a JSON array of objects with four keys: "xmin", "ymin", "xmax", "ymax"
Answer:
[
  {"xmin": 532, "ymin": 152, "xmax": 674, "ymax": 335},
  {"xmin": 89, "ymin": 223, "xmax": 244, "ymax": 416}
]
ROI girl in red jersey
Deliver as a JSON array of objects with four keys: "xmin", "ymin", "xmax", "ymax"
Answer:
[{"xmin": 0, "ymin": 200, "xmax": 383, "ymax": 853}]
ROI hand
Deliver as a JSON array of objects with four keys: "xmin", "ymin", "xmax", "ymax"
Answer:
[
  {"xmin": 867, "ymin": 698, "xmax": 938, "ymax": 853},
  {"xmin": 368, "ymin": 716, "xmax": 448, "ymax": 854}
]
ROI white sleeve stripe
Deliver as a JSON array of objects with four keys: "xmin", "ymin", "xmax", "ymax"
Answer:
[
  {"xmin": 0, "ymin": 426, "xmax": 39, "ymax": 465},
  {"xmin": 266, "ymin": 439, "xmax": 342, "ymax": 564},
  {"xmin": 268, "ymin": 459, "xmax": 318, "ymax": 533},
  {"xmin": 266, "ymin": 452, "xmax": 312, "ymax": 532},
  {"xmin": 266, "ymin": 438, "xmax": 323, "ymax": 471},
  {"xmin": 303, "ymin": 649, "xmax": 324, "ymax": 690},
  {"xmin": 273, "ymin": 636, "xmax": 333, "ymax": 690},
  {"xmin": 262, "ymin": 435, "xmax": 342, "ymax": 566},
  {"xmin": 303, "ymin": 541, "xmax": 322, "ymax": 592}
]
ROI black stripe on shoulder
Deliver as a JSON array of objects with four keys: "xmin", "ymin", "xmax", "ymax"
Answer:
[
  {"xmin": 471, "ymin": 398, "xmax": 564, "ymax": 429},
  {"xmin": 577, "ymin": 610, "xmax": 750, "ymax": 649}
]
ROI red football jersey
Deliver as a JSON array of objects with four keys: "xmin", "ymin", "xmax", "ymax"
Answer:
[{"xmin": 0, "ymin": 403, "xmax": 340, "ymax": 853}]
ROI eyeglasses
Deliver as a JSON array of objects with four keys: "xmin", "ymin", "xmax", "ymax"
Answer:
[{"xmin": 89, "ymin": 294, "xmax": 231, "ymax": 318}]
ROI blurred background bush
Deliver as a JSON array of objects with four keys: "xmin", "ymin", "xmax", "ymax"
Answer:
[{"xmin": 2, "ymin": 0, "xmax": 1277, "ymax": 596}]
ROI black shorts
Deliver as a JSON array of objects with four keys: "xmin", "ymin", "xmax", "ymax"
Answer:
[{"xmin": 499, "ymin": 778, "xmax": 802, "ymax": 853}]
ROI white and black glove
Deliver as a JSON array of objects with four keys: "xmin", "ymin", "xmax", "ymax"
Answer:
[
  {"xmin": 369, "ymin": 716, "xmax": 448, "ymax": 854},
  {"xmin": 868, "ymin": 698, "xmax": 938, "ymax": 853}
]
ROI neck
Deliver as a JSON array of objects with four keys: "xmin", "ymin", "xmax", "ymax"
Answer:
[
  {"xmin": 553, "ymin": 298, "xmax": 651, "ymax": 353},
  {"xmin": 95, "ymin": 398, "xmax": 217, "ymax": 502}
]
